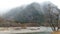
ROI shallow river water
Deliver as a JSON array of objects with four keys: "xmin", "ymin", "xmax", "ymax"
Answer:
[{"xmin": 11, "ymin": 32, "xmax": 51, "ymax": 34}]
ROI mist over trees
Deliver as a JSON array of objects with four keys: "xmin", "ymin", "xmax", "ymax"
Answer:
[{"xmin": 2, "ymin": 1, "xmax": 60, "ymax": 26}]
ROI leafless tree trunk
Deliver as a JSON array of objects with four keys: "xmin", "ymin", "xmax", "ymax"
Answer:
[{"xmin": 47, "ymin": 3, "xmax": 59, "ymax": 31}]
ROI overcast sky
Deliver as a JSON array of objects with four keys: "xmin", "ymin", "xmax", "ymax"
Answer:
[{"xmin": 0, "ymin": 0, "xmax": 60, "ymax": 15}]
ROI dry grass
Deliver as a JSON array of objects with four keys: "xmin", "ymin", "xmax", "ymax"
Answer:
[{"xmin": 51, "ymin": 31, "xmax": 60, "ymax": 34}]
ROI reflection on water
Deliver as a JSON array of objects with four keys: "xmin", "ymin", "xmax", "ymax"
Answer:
[{"xmin": 12, "ymin": 32, "xmax": 51, "ymax": 34}]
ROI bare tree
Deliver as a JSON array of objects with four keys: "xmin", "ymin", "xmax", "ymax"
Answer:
[{"xmin": 46, "ymin": 3, "xmax": 59, "ymax": 31}]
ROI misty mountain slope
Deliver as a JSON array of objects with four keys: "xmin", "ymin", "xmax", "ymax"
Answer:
[
  {"xmin": 3, "ymin": 6, "xmax": 25, "ymax": 19},
  {"xmin": 13, "ymin": 2, "xmax": 44, "ymax": 23},
  {"xmin": 40, "ymin": 1, "xmax": 59, "ymax": 14},
  {"xmin": 3, "ymin": 2, "xmax": 60, "ymax": 24}
]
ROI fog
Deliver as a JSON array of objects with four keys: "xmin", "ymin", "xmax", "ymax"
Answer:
[{"xmin": 0, "ymin": 0, "xmax": 60, "ymax": 15}]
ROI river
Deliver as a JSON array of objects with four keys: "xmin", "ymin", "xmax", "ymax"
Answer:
[
  {"xmin": 11, "ymin": 32, "xmax": 51, "ymax": 34},
  {"xmin": 0, "ymin": 27, "xmax": 52, "ymax": 34}
]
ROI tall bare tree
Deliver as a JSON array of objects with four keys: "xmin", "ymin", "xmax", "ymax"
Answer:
[{"xmin": 46, "ymin": 3, "xmax": 59, "ymax": 31}]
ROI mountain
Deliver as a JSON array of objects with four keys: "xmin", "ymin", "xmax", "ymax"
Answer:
[{"xmin": 3, "ymin": 1, "xmax": 60, "ymax": 25}]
